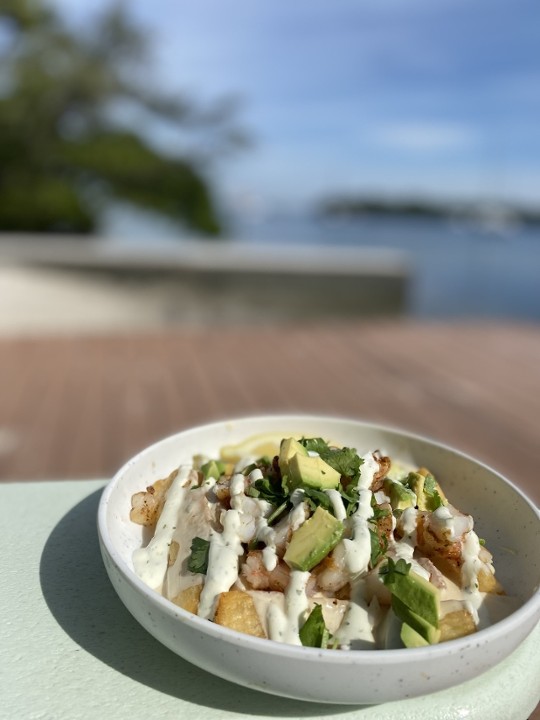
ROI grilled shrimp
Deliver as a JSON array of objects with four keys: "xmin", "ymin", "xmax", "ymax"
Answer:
[
  {"xmin": 416, "ymin": 505, "xmax": 503, "ymax": 593},
  {"xmin": 312, "ymin": 545, "xmax": 350, "ymax": 598},
  {"xmin": 370, "ymin": 453, "xmax": 391, "ymax": 492},
  {"xmin": 240, "ymin": 550, "xmax": 291, "ymax": 592}
]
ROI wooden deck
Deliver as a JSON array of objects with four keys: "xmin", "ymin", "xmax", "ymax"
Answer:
[{"xmin": 0, "ymin": 321, "xmax": 539, "ymax": 505}]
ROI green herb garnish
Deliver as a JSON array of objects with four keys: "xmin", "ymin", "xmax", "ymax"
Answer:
[
  {"xmin": 379, "ymin": 557, "xmax": 411, "ymax": 585},
  {"xmin": 187, "ymin": 537, "xmax": 210, "ymax": 574},
  {"xmin": 299, "ymin": 604, "xmax": 331, "ymax": 648}
]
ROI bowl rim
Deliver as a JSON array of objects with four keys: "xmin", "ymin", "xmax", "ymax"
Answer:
[{"xmin": 97, "ymin": 413, "xmax": 540, "ymax": 663}]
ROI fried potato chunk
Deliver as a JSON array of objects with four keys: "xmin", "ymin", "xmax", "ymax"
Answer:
[
  {"xmin": 439, "ymin": 609, "xmax": 476, "ymax": 642},
  {"xmin": 171, "ymin": 584, "xmax": 203, "ymax": 614},
  {"xmin": 130, "ymin": 468, "xmax": 178, "ymax": 526},
  {"xmin": 416, "ymin": 514, "xmax": 504, "ymax": 595},
  {"xmin": 214, "ymin": 590, "xmax": 266, "ymax": 638},
  {"xmin": 478, "ymin": 566, "xmax": 504, "ymax": 594}
]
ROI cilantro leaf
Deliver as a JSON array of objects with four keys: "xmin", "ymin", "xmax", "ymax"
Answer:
[
  {"xmin": 379, "ymin": 557, "xmax": 411, "ymax": 585},
  {"xmin": 247, "ymin": 476, "xmax": 286, "ymax": 506},
  {"xmin": 299, "ymin": 604, "xmax": 330, "ymax": 648},
  {"xmin": 369, "ymin": 527, "xmax": 388, "ymax": 568},
  {"xmin": 299, "ymin": 438, "xmax": 363, "ymax": 482},
  {"xmin": 266, "ymin": 500, "xmax": 289, "ymax": 526},
  {"xmin": 370, "ymin": 494, "xmax": 391, "ymax": 520},
  {"xmin": 423, "ymin": 474, "xmax": 443, "ymax": 510},
  {"xmin": 299, "ymin": 485, "xmax": 334, "ymax": 514},
  {"xmin": 298, "ymin": 438, "xmax": 364, "ymax": 516},
  {"xmin": 299, "ymin": 437, "xmax": 331, "ymax": 455},
  {"xmin": 322, "ymin": 447, "xmax": 363, "ymax": 481},
  {"xmin": 187, "ymin": 537, "xmax": 210, "ymax": 574}
]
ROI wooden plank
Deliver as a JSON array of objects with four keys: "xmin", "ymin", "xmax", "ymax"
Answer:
[{"xmin": 0, "ymin": 323, "xmax": 538, "ymax": 506}]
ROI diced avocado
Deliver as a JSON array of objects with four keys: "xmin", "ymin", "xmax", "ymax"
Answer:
[
  {"xmin": 406, "ymin": 471, "xmax": 444, "ymax": 511},
  {"xmin": 385, "ymin": 460, "xmax": 414, "ymax": 483},
  {"xmin": 400, "ymin": 622, "xmax": 429, "ymax": 648},
  {"xmin": 200, "ymin": 459, "xmax": 226, "ymax": 480},
  {"xmin": 288, "ymin": 453, "xmax": 341, "ymax": 491},
  {"xmin": 417, "ymin": 467, "xmax": 447, "ymax": 505},
  {"xmin": 391, "ymin": 595, "xmax": 440, "ymax": 644},
  {"xmin": 387, "ymin": 569, "xmax": 440, "ymax": 628},
  {"xmin": 383, "ymin": 478, "xmax": 416, "ymax": 511},
  {"xmin": 284, "ymin": 506, "xmax": 344, "ymax": 571},
  {"xmin": 279, "ymin": 437, "xmax": 308, "ymax": 476}
]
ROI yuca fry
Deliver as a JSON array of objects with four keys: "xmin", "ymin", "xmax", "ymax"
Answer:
[
  {"xmin": 478, "ymin": 567, "xmax": 504, "ymax": 594},
  {"xmin": 130, "ymin": 468, "xmax": 178, "ymax": 526},
  {"xmin": 439, "ymin": 609, "xmax": 476, "ymax": 642},
  {"xmin": 171, "ymin": 584, "xmax": 202, "ymax": 614},
  {"xmin": 214, "ymin": 591, "xmax": 266, "ymax": 638}
]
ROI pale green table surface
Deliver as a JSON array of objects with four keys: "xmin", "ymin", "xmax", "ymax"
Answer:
[{"xmin": 1, "ymin": 480, "xmax": 539, "ymax": 720}]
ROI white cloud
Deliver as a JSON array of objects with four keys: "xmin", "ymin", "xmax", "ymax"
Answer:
[{"xmin": 373, "ymin": 121, "xmax": 476, "ymax": 152}]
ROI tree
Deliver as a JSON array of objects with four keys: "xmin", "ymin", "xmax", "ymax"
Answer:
[{"xmin": 0, "ymin": 0, "xmax": 246, "ymax": 236}]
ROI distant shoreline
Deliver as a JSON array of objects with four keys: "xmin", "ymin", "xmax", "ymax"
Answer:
[{"xmin": 316, "ymin": 198, "xmax": 540, "ymax": 225}]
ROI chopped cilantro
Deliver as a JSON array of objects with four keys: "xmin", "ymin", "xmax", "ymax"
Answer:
[
  {"xmin": 247, "ymin": 476, "xmax": 286, "ymax": 506},
  {"xmin": 300, "ymin": 485, "xmax": 334, "ymax": 514},
  {"xmin": 298, "ymin": 437, "xmax": 364, "ymax": 516},
  {"xmin": 266, "ymin": 500, "xmax": 289, "ymax": 526},
  {"xmin": 369, "ymin": 527, "xmax": 388, "ymax": 568},
  {"xmin": 370, "ymin": 494, "xmax": 391, "ymax": 520},
  {"xmin": 299, "ymin": 438, "xmax": 363, "ymax": 482},
  {"xmin": 379, "ymin": 557, "xmax": 411, "ymax": 585},
  {"xmin": 299, "ymin": 437, "xmax": 331, "ymax": 455},
  {"xmin": 187, "ymin": 537, "xmax": 210, "ymax": 574},
  {"xmin": 299, "ymin": 604, "xmax": 331, "ymax": 648},
  {"xmin": 423, "ymin": 474, "xmax": 444, "ymax": 509}
]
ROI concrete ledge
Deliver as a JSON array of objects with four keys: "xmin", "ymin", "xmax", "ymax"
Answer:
[{"xmin": 0, "ymin": 235, "xmax": 410, "ymax": 332}]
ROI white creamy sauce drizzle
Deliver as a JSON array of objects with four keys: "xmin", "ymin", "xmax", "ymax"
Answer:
[
  {"xmin": 266, "ymin": 569, "xmax": 310, "ymax": 645},
  {"xmin": 197, "ymin": 508, "xmax": 244, "ymax": 620},
  {"xmin": 132, "ymin": 465, "xmax": 194, "ymax": 590},
  {"xmin": 256, "ymin": 518, "xmax": 278, "ymax": 571},
  {"xmin": 289, "ymin": 490, "xmax": 307, "ymax": 532},
  {"xmin": 324, "ymin": 489, "xmax": 347, "ymax": 521},
  {"xmin": 248, "ymin": 467, "xmax": 264, "ymax": 483},
  {"xmin": 198, "ymin": 470, "xmax": 269, "ymax": 619},
  {"xmin": 342, "ymin": 487, "xmax": 373, "ymax": 575},
  {"xmin": 329, "ymin": 453, "xmax": 380, "ymax": 577},
  {"xmin": 359, "ymin": 452, "xmax": 380, "ymax": 489},
  {"xmin": 393, "ymin": 507, "xmax": 430, "ymax": 581},
  {"xmin": 335, "ymin": 578, "xmax": 376, "ymax": 649},
  {"xmin": 430, "ymin": 507, "xmax": 485, "ymax": 626},
  {"xmin": 461, "ymin": 529, "xmax": 485, "ymax": 624},
  {"xmin": 431, "ymin": 505, "xmax": 473, "ymax": 541}
]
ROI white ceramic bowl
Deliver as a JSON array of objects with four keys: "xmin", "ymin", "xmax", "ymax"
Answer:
[{"xmin": 97, "ymin": 415, "xmax": 540, "ymax": 704}]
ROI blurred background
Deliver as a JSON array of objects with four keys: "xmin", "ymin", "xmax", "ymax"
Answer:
[
  {"xmin": 1, "ymin": 0, "xmax": 540, "ymax": 509},
  {"xmin": 1, "ymin": 0, "xmax": 540, "ymax": 331}
]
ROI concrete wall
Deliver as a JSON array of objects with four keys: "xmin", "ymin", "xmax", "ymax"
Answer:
[{"xmin": 0, "ymin": 235, "xmax": 410, "ymax": 332}]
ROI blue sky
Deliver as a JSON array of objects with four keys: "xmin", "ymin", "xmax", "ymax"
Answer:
[{"xmin": 52, "ymin": 0, "xmax": 540, "ymax": 215}]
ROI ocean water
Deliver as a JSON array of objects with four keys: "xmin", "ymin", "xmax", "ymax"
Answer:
[
  {"xmin": 105, "ymin": 207, "xmax": 540, "ymax": 322},
  {"xmin": 229, "ymin": 213, "xmax": 540, "ymax": 322}
]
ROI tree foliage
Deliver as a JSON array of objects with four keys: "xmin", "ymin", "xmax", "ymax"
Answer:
[{"xmin": 0, "ymin": 0, "xmax": 245, "ymax": 236}]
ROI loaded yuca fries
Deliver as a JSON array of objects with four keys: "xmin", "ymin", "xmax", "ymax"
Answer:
[{"xmin": 130, "ymin": 434, "xmax": 516, "ymax": 649}]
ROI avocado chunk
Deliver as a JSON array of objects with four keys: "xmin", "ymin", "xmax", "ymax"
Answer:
[
  {"xmin": 288, "ymin": 454, "xmax": 341, "ymax": 491},
  {"xmin": 406, "ymin": 472, "xmax": 444, "ymax": 511},
  {"xmin": 279, "ymin": 437, "xmax": 308, "ymax": 476},
  {"xmin": 391, "ymin": 595, "xmax": 440, "ymax": 644},
  {"xmin": 400, "ymin": 622, "xmax": 430, "ymax": 648},
  {"xmin": 200, "ymin": 459, "xmax": 226, "ymax": 481},
  {"xmin": 384, "ymin": 478, "xmax": 416, "ymax": 511},
  {"xmin": 387, "ymin": 569, "xmax": 440, "ymax": 628},
  {"xmin": 284, "ymin": 506, "xmax": 344, "ymax": 571}
]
